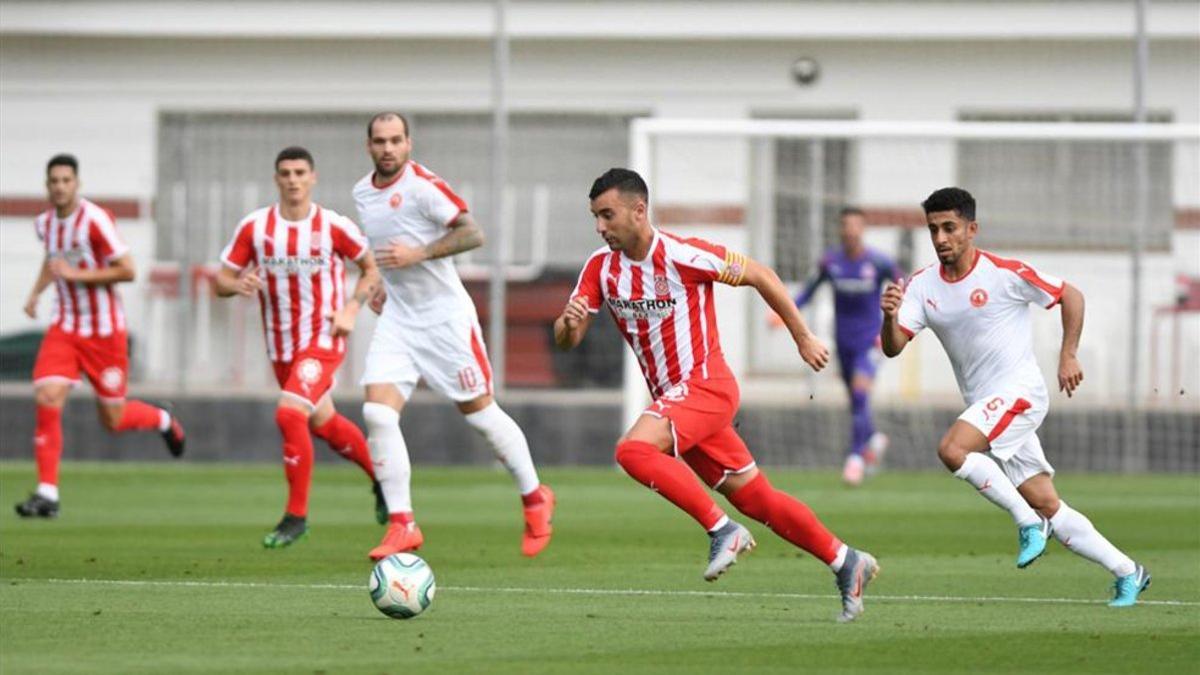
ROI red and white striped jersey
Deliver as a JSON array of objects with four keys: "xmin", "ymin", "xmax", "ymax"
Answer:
[
  {"xmin": 570, "ymin": 229, "xmax": 747, "ymax": 397},
  {"xmin": 35, "ymin": 198, "xmax": 130, "ymax": 338},
  {"xmin": 897, "ymin": 249, "xmax": 1065, "ymax": 405},
  {"xmin": 220, "ymin": 204, "xmax": 367, "ymax": 363}
]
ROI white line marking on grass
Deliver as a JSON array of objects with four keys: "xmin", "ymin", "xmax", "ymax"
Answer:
[{"xmin": 5, "ymin": 577, "xmax": 1198, "ymax": 607}]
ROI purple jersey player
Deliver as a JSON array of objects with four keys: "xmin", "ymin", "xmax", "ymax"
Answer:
[{"xmin": 781, "ymin": 207, "xmax": 900, "ymax": 485}]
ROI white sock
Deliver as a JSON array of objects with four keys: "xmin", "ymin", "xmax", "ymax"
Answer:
[
  {"xmin": 362, "ymin": 402, "xmax": 412, "ymax": 514},
  {"xmin": 706, "ymin": 515, "xmax": 730, "ymax": 533},
  {"xmin": 1050, "ymin": 501, "xmax": 1137, "ymax": 578},
  {"xmin": 953, "ymin": 453, "xmax": 1041, "ymax": 528},
  {"xmin": 828, "ymin": 543, "xmax": 849, "ymax": 572},
  {"xmin": 157, "ymin": 410, "xmax": 172, "ymax": 433},
  {"xmin": 463, "ymin": 403, "xmax": 540, "ymax": 495},
  {"xmin": 36, "ymin": 482, "xmax": 59, "ymax": 501}
]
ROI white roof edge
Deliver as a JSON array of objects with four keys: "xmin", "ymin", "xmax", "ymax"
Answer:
[{"xmin": 1, "ymin": 1, "xmax": 1197, "ymax": 40}]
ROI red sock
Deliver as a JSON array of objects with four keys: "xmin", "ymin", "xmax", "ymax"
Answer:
[
  {"xmin": 312, "ymin": 414, "xmax": 374, "ymax": 480},
  {"xmin": 389, "ymin": 512, "xmax": 414, "ymax": 526},
  {"xmin": 728, "ymin": 472, "xmax": 842, "ymax": 564},
  {"xmin": 34, "ymin": 405, "xmax": 63, "ymax": 486},
  {"xmin": 521, "ymin": 486, "xmax": 545, "ymax": 507},
  {"xmin": 615, "ymin": 440, "xmax": 726, "ymax": 530},
  {"xmin": 114, "ymin": 400, "xmax": 164, "ymax": 432},
  {"xmin": 276, "ymin": 407, "xmax": 314, "ymax": 518}
]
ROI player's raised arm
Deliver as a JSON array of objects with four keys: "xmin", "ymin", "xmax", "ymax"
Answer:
[
  {"xmin": 213, "ymin": 264, "xmax": 263, "ymax": 298},
  {"xmin": 740, "ymin": 257, "xmax": 829, "ymax": 371},
  {"xmin": 328, "ymin": 251, "xmax": 381, "ymax": 337},
  {"xmin": 553, "ymin": 297, "xmax": 594, "ymax": 350},
  {"xmin": 23, "ymin": 256, "xmax": 54, "ymax": 318},
  {"xmin": 48, "ymin": 252, "xmax": 135, "ymax": 286},
  {"xmin": 879, "ymin": 280, "xmax": 910, "ymax": 357},
  {"xmin": 375, "ymin": 212, "xmax": 484, "ymax": 269},
  {"xmin": 1056, "ymin": 282, "xmax": 1085, "ymax": 397}
]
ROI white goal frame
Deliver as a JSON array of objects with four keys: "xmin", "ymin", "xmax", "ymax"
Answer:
[{"xmin": 623, "ymin": 118, "xmax": 1200, "ymax": 430}]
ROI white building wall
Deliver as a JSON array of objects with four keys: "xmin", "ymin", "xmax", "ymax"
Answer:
[{"xmin": 1, "ymin": 1, "xmax": 1197, "ymax": 401}]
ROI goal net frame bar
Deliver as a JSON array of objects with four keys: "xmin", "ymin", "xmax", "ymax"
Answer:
[{"xmin": 623, "ymin": 118, "xmax": 1200, "ymax": 429}]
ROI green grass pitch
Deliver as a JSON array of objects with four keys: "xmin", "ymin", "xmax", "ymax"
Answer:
[{"xmin": 1, "ymin": 462, "xmax": 1197, "ymax": 674}]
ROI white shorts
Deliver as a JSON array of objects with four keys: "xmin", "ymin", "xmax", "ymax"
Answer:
[
  {"xmin": 959, "ymin": 390, "xmax": 1055, "ymax": 487},
  {"xmin": 360, "ymin": 311, "xmax": 494, "ymax": 403}
]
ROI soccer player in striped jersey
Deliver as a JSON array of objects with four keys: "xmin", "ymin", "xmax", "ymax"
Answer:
[
  {"xmin": 354, "ymin": 112, "xmax": 553, "ymax": 561},
  {"xmin": 15, "ymin": 154, "xmax": 186, "ymax": 519},
  {"xmin": 881, "ymin": 187, "xmax": 1148, "ymax": 607},
  {"xmin": 215, "ymin": 146, "xmax": 382, "ymax": 548},
  {"xmin": 556, "ymin": 168, "xmax": 879, "ymax": 623}
]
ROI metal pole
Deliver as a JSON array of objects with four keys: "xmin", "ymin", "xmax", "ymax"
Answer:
[
  {"xmin": 1125, "ymin": 0, "xmax": 1150, "ymax": 470},
  {"xmin": 488, "ymin": 0, "xmax": 509, "ymax": 393}
]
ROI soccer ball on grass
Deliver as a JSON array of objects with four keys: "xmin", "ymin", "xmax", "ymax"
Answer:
[{"xmin": 368, "ymin": 553, "xmax": 436, "ymax": 619}]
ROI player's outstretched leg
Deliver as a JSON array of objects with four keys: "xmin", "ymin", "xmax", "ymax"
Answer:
[
  {"xmin": 723, "ymin": 469, "xmax": 879, "ymax": 621},
  {"xmin": 462, "ymin": 401, "xmax": 555, "ymax": 557},
  {"xmin": 942, "ymin": 425, "xmax": 1047, "ymax": 567},
  {"xmin": 1020, "ymin": 475, "xmax": 1148, "ymax": 606},
  {"xmin": 16, "ymin": 399, "xmax": 64, "ymax": 518},
  {"xmin": 843, "ymin": 387, "xmax": 870, "ymax": 486},
  {"xmin": 311, "ymin": 411, "xmax": 382, "ymax": 523},
  {"xmin": 615, "ymin": 439, "xmax": 739, "ymax": 577},
  {"xmin": 363, "ymin": 402, "xmax": 423, "ymax": 560},
  {"xmin": 264, "ymin": 406, "xmax": 313, "ymax": 548},
  {"xmin": 102, "ymin": 400, "xmax": 186, "ymax": 458}
]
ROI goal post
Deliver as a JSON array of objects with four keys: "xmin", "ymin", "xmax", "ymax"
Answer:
[{"xmin": 627, "ymin": 117, "xmax": 1200, "ymax": 472}]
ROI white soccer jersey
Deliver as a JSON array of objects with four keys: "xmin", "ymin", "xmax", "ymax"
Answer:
[
  {"xmin": 35, "ymin": 198, "xmax": 130, "ymax": 338},
  {"xmin": 570, "ymin": 229, "xmax": 745, "ymax": 398},
  {"xmin": 353, "ymin": 160, "xmax": 474, "ymax": 327},
  {"xmin": 897, "ymin": 250, "xmax": 1065, "ymax": 405}
]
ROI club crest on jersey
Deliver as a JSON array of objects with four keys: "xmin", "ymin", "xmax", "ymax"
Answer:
[
  {"xmin": 296, "ymin": 358, "xmax": 323, "ymax": 386},
  {"xmin": 389, "ymin": 193, "xmax": 403, "ymax": 209},
  {"xmin": 653, "ymin": 275, "xmax": 670, "ymax": 296},
  {"xmin": 99, "ymin": 367, "xmax": 124, "ymax": 393},
  {"xmin": 970, "ymin": 288, "xmax": 989, "ymax": 308}
]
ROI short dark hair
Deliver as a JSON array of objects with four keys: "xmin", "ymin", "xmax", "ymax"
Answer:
[
  {"xmin": 367, "ymin": 112, "xmax": 410, "ymax": 139},
  {"xmin": 839, "ymin": 206, "xmax": 866, "ymax": 220},
  {"xmin": 275, "ymin": 146, "xmax": 315, "ymax": 169},
  {"xmin": 589, "ymin": 168, "xmax": 649, "ymax": 203},
  {"xmin": 921, "ymin": 187, "xmax": 976, "ymax": 221},
  {"xmin": 46, "ymin": 153, "xmax": 78, "ymax": 176}
]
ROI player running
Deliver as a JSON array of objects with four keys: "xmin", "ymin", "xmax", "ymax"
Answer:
[
  {"xmin": 215, "ymin": 146, "xmax": 383, "ymax": 548},
  {"xmin": 15, "ymin": 154, "xmax": 186, "ymax": 519},
  {"xmin": 881, "ymin": 187, "xmax": 1149, "ymax": 607},
  {"xmin": 556, "ymin": 168, "xmax": 878, "ymax": 623},
  {"xmin": 354, "ymin": 113, "xmax": 554, "ymax": 561},
  {"xmin": 772, "ymin": 207, "xmax": 899, "ymax": 485}
]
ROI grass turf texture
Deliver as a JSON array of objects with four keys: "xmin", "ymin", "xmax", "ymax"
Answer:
[{"xmin": 1, "ymin": 462, "xmax": 1196, "ymax": 674}]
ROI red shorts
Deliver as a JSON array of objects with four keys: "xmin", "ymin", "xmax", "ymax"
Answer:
[
  {"xmin": 271, "ymin": 347, "xmax": 343, "ymax": 409},
  {"xmin": 644, "ymin": 377, "xmax": 756, "ymax": 488},
  {"xmin": 33, "ymin": 325, "xmax": 129, "ymax": 402}
]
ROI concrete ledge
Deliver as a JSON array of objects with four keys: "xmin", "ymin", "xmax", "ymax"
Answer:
[{"xmin": 2, "ymin": 392, "xmax": 1196, "ymax": 472}]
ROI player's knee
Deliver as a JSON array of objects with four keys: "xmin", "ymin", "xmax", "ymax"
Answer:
[
  {"xmin": 34, "ymin": 386, "xmax": 66, "ymax": 408},
  {"xmin": 362, "ymin": 401, "xmax": 400, "ymax": 432},
  {"xmin": 614, "ymin": 439, "xmax": 654, "ymax": 467},
  {"xmin": 98, "ymin": 407, "xmax": 123, "ymax": 431},
  {"xmin": 937, "ymin": 437, "xmax": 968, "ymax": 471},
  {"xmin": 274, "ymin": 404, "xmax": 308, "ymax": 429}
]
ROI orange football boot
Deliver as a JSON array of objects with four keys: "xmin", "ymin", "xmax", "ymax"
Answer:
[
  {"xmin": 521, "ymin": 485, "xmax": 556, "ymax": 557},
  {"xmin": 368, "ymin": 522, "xmax": 424, "ymax": 561}
]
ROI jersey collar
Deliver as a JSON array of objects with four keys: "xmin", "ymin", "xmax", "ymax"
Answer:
[
  {"xmin": 371, "ymin": 161, "xmax": 409, "ymax": 190},
  {"xmin": 939, "ymin": 248, "xmax": 981, "ymax": 284}
]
